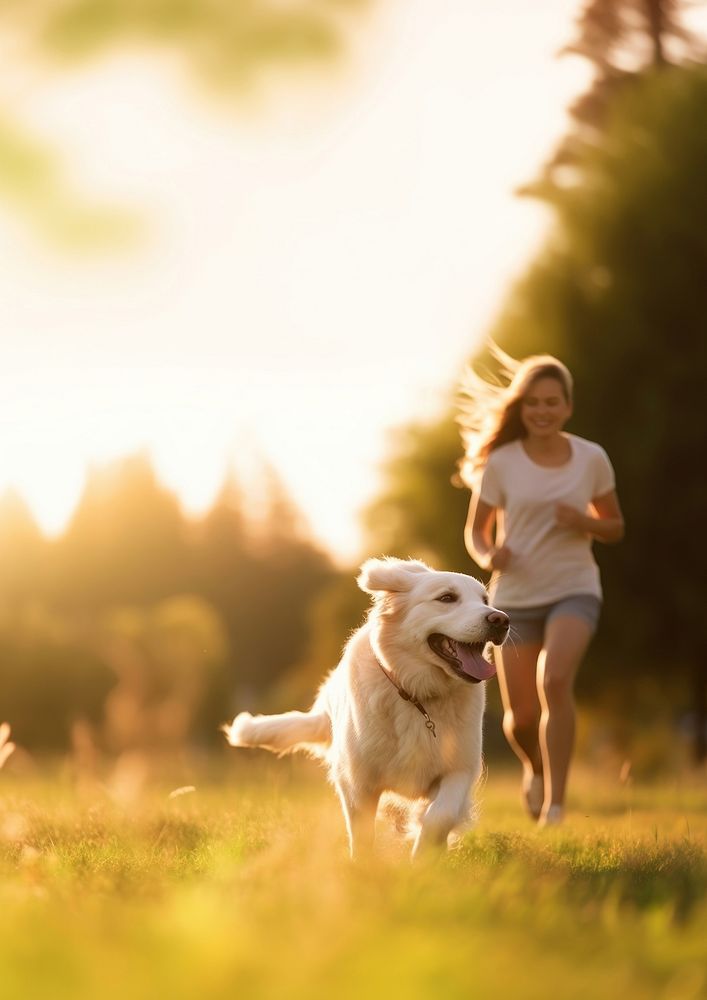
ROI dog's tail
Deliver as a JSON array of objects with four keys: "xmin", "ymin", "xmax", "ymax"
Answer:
[{"xmin": 223, "ymin": 709, "xmax": 331, "ymax": 758}]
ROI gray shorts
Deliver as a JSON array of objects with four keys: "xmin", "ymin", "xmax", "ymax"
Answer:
[{"xmin": 500, "ymin": 594, "xmax": 602, "ymax": 646}]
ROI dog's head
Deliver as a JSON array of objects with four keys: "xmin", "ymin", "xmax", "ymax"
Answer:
[{"xmin": 357, "ymin": 557, "xmax": 509, "ymax": 691}]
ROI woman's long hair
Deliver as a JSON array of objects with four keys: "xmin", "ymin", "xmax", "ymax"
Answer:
[{"xmin": 457, "ymin": 344, "xmax": 573, "ymax": 487}]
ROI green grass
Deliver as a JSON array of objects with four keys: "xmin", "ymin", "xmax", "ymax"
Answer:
[{"xmin": 0, "ymin": 759, "xmax": 705, "ymax": 1000}]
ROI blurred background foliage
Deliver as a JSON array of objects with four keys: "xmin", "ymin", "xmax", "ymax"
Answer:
[
  {"xmin": 0, "ymin": 0, "xmax": 371, "ymax": 247},
  {"xmin": 361, "ymin": 0, "xmax": 707, "ymax": 764},
  {"xmin": 0, "ymin": 112, "xmax": 142, "ymax": 248},
  {"xmin": 0, "ymin": 0, "xmax": 366, "ymax": 754},
  {"xmin": 2, "ymin": 0, "xmax": 707, "ymax": 771},
  {"xmin": 0, "ymin": 456, "xmax": 334, "ymax": 754}
]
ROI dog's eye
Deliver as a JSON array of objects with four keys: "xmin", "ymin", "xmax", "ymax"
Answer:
[
  {"xmin": 482, "ymin": 593, "xmax": 489, "ymax": 605},
  {"xmin": 437, "ymin": 592, "xmax": 458, "ymax": 603}
]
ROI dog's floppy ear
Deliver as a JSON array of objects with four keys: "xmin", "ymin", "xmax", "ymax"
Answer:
[{"xmin": 357, "ymin": 557, "xmax": 430, "ymax": 595}]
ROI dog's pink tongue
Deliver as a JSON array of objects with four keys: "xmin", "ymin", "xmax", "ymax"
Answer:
[{"xmin": 453, "ymin": 641, "xmax": 497, "ymax": 681}]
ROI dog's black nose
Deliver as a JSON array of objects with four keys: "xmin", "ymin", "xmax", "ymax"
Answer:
[{"xmin": 486, "ymin": 610, "xmax": 509, "ymax": 629}]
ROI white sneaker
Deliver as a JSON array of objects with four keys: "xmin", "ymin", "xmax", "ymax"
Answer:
[
  {"xmin": 537, "ymin": 803, "xmax": 564, "ymax": 828},
  {"xmin": 521, "ymin": 772, "xmax": 544, "ymax": 819}
]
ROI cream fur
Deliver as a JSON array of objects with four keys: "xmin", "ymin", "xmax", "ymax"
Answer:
[{"xmin": 224, "ymin": 557, "xmax": 509, "ymax": 859}]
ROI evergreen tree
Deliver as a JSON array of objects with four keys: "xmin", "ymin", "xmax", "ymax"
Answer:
[
  {"xmin": 522, "ymin": 0, "xmax": 704, "ymax": 200},
  {"xmin": 55, "ymin": 453, "xmax": 192, "ymax": 608},
  {"xmin": 361, "ymin": 8, "xmax": 707, "ymax": 759},
  {"xmin": 362, "ymin": 418, "xmax": 469, "ymax": 573},
  {"xmin": 0, "ymin": 490, "xmax": 44, "ymax": 607},
  {"xmin": 492, "ymin": 68, "xmax": 707, "ymax": 758}
]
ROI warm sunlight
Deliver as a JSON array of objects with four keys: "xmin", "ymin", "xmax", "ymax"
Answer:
[
  {"xmin": 0, "ymin": 0, "xmax": 590, "ymax": 557},
  {"xmin": 2, "ymin": 3, "xmax": 707, "ymax": 993}
]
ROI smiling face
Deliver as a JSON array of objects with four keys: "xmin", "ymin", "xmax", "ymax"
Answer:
[
  {"xmin": 520, "ymin": 375, "xmax": 572, "ymax": 440},
  {"xmin": 357, "ymin": 559, "xmax": 509, "ymax": 689},
  {"xmin": 401, "ymin": 571, "xmax": 508, "ymax": 684}
]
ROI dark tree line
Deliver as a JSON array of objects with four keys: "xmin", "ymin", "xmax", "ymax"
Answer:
[{"xmin": 0, "ymin": 454, "xmax": 334, "ymax": 751}]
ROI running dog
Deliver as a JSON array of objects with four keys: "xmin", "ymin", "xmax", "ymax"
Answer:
[{"xmin": 224, "ymin": 557, "xmax": 509, "ymax": 858}]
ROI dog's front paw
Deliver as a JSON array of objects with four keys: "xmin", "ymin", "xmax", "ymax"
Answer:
[{"xmin": 222, "ymin": 712, "xmax": 254, "ymax": 747}]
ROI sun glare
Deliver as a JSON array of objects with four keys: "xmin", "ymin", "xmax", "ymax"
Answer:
[{"xmin": 0, "ymin": 0, "xmax": 591, "ymax": 558}]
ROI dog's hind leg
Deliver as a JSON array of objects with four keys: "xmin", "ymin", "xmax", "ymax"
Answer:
[
  {"xmin": 223, "ymin": 710, "xmax": 330, "ymax": 755},
  {"xmin": 335, "ymin": 782, "xmax": 379, "ymax": 861}
]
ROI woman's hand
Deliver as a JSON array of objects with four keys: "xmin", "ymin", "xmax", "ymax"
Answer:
[
  {"xmin": 489, "ymin": 544, "xmax": 512, "ymax": 571},
  {"xmin": 555, "ymin": 503, "xmax": 589, "ymax": 533}
]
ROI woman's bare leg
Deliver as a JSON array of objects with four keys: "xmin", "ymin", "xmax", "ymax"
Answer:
[
  {"xmin": 536, "ymin": 616, "xmax": 592, "ymax": 821},
  {"xmin": 496, "ymin": 642, "xmax": 544, "ymax": 812}
]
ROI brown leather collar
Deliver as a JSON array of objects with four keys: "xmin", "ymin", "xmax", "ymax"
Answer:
[{"xmin": 375, "ymin": 658, "xmax": 437, "ymax": 739}]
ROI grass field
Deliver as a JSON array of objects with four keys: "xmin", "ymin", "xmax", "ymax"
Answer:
[{"xmin": 0, "ymin": 756, "xmax": 705, "ymax": 1000}]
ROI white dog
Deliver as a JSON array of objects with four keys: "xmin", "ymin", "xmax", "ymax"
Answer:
[{"xmin": 224, "ymin": 557, "xmax": 509, "ymax": 858}]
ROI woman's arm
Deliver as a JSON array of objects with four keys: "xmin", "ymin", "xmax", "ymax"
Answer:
[
  {"xmin": 464, "ymin": 495, "xmax": 512, "ymax": 571},
  {"xmin": 555, "ymin": 490, "xmax": 625, "ymax": 544}
]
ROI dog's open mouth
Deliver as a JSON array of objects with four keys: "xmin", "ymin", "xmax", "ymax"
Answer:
[{"xmin": 427, "ymin": 634, "xmax": 497, "ymax": 683}]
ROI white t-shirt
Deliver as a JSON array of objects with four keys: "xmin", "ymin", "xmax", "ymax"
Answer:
[{"xmin": 475, "ymin": 434, "xmax": 616, "ymax": 607}]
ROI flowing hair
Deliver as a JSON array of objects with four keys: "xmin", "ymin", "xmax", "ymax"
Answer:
[{"xmin": 457, "ymin": 344, "xmax": 573, "ymax": 488}]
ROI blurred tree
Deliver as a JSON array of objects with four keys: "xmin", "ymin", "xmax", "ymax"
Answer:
[
  {"xmin": 192, "ymin": 471, "xmax": 250, "ymax": 608},
  {"xmin": 52, "ymin": 451, "xmax": 334, "ymax": 700},
  {"xmin": 0, "ymin": 489, "xmax": 45, "ymax": 607},
  {"xmin": 99, "ymin": 595, "xmax": 228, "ymax": 753},
  {"xmin": 361, "ymin": 66, "xmax": 707, "ymax": 760},
  {"xmin": 362, "ymin": 417, "xmax": 470, "ymax": 573},
  {"xmin": 273, "ymin": 567, "xmax": 369, "ymax": 711},
  {"xmin": 492, "ymin": 67, "xmax": 707, "ymax": 760},
  {"xmin": 506, "ymin": 1, "xmax": 706, "ymax": 763},
  {"xmin": 0, "ymin": 113, "xmax": 140, "ymax": 250},
  {"xmin": 0, "ymin": 603, "xmax": 115, "ymax": 751},
  {"xmin": 30, "ymin": 0, "xmax": 367, "ymax": 85},
  {"xmin": 0, "ymin": 453, "xmax": 336, "ymax": 749},
  {"xmin": 53, "ymin": 453, "xmax": 192, "ymax": 608},
  {"xmin": 229, "ymin": 464, "xmax": 335, "ymax": 705},
  {"xmin": 521, "ymin": 0, "xmax": 705, "ymax": 200},
  {"xmin": 363, "ymin": 1, "xmax": 706, "ymax": 582},
  {"xmin": 0, "ymin": 0, "xmax": 372, "ymax": 246},
  {"xmin": 191, "ymin": 472, "xmax": 257, "ymax": 704}
]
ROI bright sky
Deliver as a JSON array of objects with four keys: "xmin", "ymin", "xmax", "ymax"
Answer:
[{"xmin": 0, "ymin": 0, "xmax": 590, "ymax": 561}]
